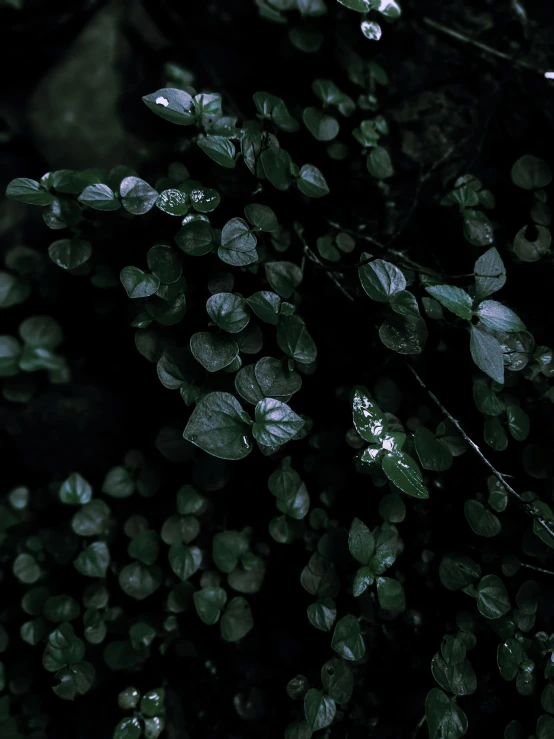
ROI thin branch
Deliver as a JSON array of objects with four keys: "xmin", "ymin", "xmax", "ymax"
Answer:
[
  {"xmin": 520, "ymin": 562, "xmax": 554, "ymax": 576},
  {"xmin": 326, "ymin": 221, "xmax": 473, "ymax": 280},
  {"xmin": 294, "ymin": 223, "xmax": 355, "ymax": 303},
  {"xmin": 421, "ymin": 16, "xmax": 552, "ymax": 78},
  {"xmin": 411, "ymin": 714, "xmax": 426, "ymax": 739},
  {"xmin": 406, "ymin": 363, "xmax": 554, "ymax": 540}
]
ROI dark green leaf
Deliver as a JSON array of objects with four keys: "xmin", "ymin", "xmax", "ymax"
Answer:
[
  {"xmin": 331, "ymin": 614, "xmax": 365, "ymax": 661},
  {"xmin": 304, "ymin": 689, "xmax": 336, "ymax": 731},
  {"xmin": 183, "ymin": 391, "xmax": 253, "ymax": 460},
  {"xmin": 382, "ymin": 451, "xmax": 429, "ymax": 498},
  {"xmin": 425, "ymin": 285, "xmax": 472, "ymax": 320},
  {"xmin": 120, "ymin": 267, "xmax": 160, "ymax": 299},
  {"xmin": 277, "ymin": 315, "xmax": 317, "ymax": 364},
  {"xmin": 470, "ymin": 326, "xmax": 504, "ymax": 384},
  {"xmin": 253, "ymin": 398, "xmax": 304, "ymax": 446},
  {"xmin": 142, "ymin": 88, "xmax": 196, "ymax": 125},
  {"xmin": 207, "ymin": 293, "xmax": 250, "ymax": 333},
  {"xmin": 120, "ymin": 177, "xmax": 158, "ymax": 215},
  {"xmin": 359, "ymin": 257, "xmax": 406, "ymax": 303},
  {"xmin": 190, "ymin": 332, "xmax": 238, "ymax": 372},
  {"xmin": 264, "ymin": 262, "xmax": 302, "ymax": 299},
  {"xmin": 78, "ymin": 184, "xmax": 120, "ymax": 211},
  {"xmin": 297, "ymin": 164, "xmax": 330, "ymax": 197},
  {"xmin": 477, "ymin": 574, "xmax": 511, "ymax": 619}
]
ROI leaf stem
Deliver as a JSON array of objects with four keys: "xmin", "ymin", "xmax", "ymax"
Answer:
[{"xmin": 294, "ymin": 223, "xmax": 355, "ymax": 303}]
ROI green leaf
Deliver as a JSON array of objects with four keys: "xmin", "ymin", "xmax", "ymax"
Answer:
[
  {"xmin": 537, "ymin": 715, "xmax": 554, "ymax": 739},
  {"xmin": 72, "ymin": 500, "xmax": 110, "ymax": 537},
  {"xmin": 367, "ymin": 147, "xmax": 393, "ymax": 179},
  {"xmin": 102, "ymin": 467, "xmax": 134, "ymax": 498},
  {"xmin": 439, "ymin": 553, "xmax": 481, "ymax": 591},
  {"xmin": 379, "ymin": 314, "xmax": 428, "ymax": 354},
  {"xmin": 221, "ymin": 217, "xmax": 257, "ymax": 254},
  {"xmin": 476, "ymin": 301, "xmax": 525, "ymax": 332},
  {"xmin": 425, "ymin": 688, "xmax": 468, "ymax": 739},
  {"xmin": 59, "ymin": 473, "xmax": 93, "ymax": 505},
  {"xmin": 348, "ymin": 517, "xmax": 375, "ymax": 564},
  {"xmin": 114, "ymin": 715, "xmax": 143, "ymax": 739},
  {"xmin": 220, "ymin": 596, "xmax": 253, "ymax": 641},
  {"xmin": 265, "ymin": 262, "xmax": 302, "ymax": 299},
  {"xmin": 470, "ymin": 326, "xmax": 504, "ymax": 384},
  {"xmin": 184, "ymin": 391, "xmax": 253, "ymax": 460},
  {"xmin": 477, "ymin": 574, "xmax": 511, "ymax": 619},
  {"xmin": 472, "ymin": 378, "xmax": 504, "ymax": 416},
  {"xmin": 213, "ymin": 531, "xmax": 248, "ymax": 573},
  {"xmin": 197, "ymin": 136, "xmax": 236, "ymax": 168},
  {"xmin": 74, "ymin": 542, "xmax": 110, "ymax": 578},
  {"xmin": 119, "ymin": 562, "xmax": 161, "ymax": 600},
  {"xmin": 190, "ymin": 187, "xmax": 220, "ymax": 213},
  {"xmin": 260, "ymin": 149, "xmax": 293, "ymax": 191},
  {"xmin": 303, "ymin": 107, "xmax": 339, "ymax": 141},
  {"xmin": 321, "ymin": 659, "xmax": 354, "ymax": 703},
  {"xmin": 142, "ymin": 88, "xmax": 196, "ymax": 125},
  {"xmin": 78, "ymin": 184, "xmax": 120, "ymax": 211},
  {"xmin": 506, "ymin": 405, "xmax": 530, "ymax": 441},
  {"xmin": 156, "ymin": 188, "xmax": 190, "ymax": 216},
  {"xmin": 190, "ymin": 332, "xmax": 238, "ymax": 372},
  {"xmin": 463, "ymin": 209, "xmax": 494, "ymax": 246},
  {"xmin": 0, "ymin": 271, "xmax": 30, "ymax": 308},
  {"xmin": 307, "ymin": 598, "xmax": 336, "ymax": 632},
  {"xmin": 268, "ymin": 458, "xmax": 302, "ymax": 500},
  {"xmin": 255, "ymin": 356, "xmax": 302, "ymax": 397},
  {"xmin": 175, "ymin": 219, "xmax": 213, "ymax": 256},
  {"xmin": 120, "ymin": 177, "xmax": 158, "ymax": 215},
  {"xmin": 277, "ymin": 315, "xmax": 317, "ymax": 364},
  {"xmin": 253, "ymin": 398, "xmax": 304, "ymax": 446},
  {"xmin": 193, "ymin": 587, "xmax": 227, "ymax": 625},
  {"xmin": 390, "ymin": 290, "xmax": 419, "ymax": 316},
  {"xmin": 6, "ymin": 177, "xmax": 56, "ymax": 205},
  {"xmin": 168, "ymin": 544, "xmax": 202, "ymax": 581},
  {"xmin": 120, "ymin": 267, "xmax": 160, "ymax": 299},
  {"xmin": 511, "ymin": 154, "xmax": 552, "ymax": 190},
  {"xmin": 513, "ymin": 224, "xmax": 551, "ymax": 262},
  {"xmin": 207, "ymin": 293, "xmax": 250, "ymax": 333},
  {"xmin": 425, "ymin": 285, "xmax": 473, "ymax": 320},
  {"xmin": 128, "ymin": 531, "xmax": 160, "ymax": 566},
  {"xmin": 331, "ymin": 614, "xmax": 365, "ymax": 661},
  {"xmin": 304, "ymin": 689, "xmax": 336, "ymax": 731},
  {"xmin": 497, "ymin": 638, "xmax": 524, "ymax": 681},
  {"xmin": 414, "ymin": 427, "xmax": 452, "ymax": 471},
  {"xmin": 235, "ymin": 364, "xmax": 265, "ymax": 405},
  {"xmin": 13, "ymin": 553, "xmax": 41, "ymax": 584},
  {"xmin": 19, "ymin": 316, "xmax": 63, "ymax": 348},
  {"xmin": 474, "ymin": 247, "xmax": 506, "ymax": 298},
  {"xmin": 276, "ymin": 482, "xmax": 310, "ymax": 520},
  {"xmin": 376, "ymin": 577, "xmax": 406, "ymax": 611},
  {"xmin": 0, "ymin": 336, "xmax": 21, "ymax": 376},
  {"xmin": 352, "ymin": 385, "xmax": 388, "ymax": 443},
  {"xmin": 246, "ymin": 291, "xmax": 281, "ymax": 324},
  {"xmin": 359, "ymin": 257, "xmax": 406, "ymax": 303},
  {"xmin": 464, "ymin": 500, "xmax": 501, "ymax": 537},
  {"xmin": 244, "ymin": 203, "xmax": 278, "ymax": 232},
  {"xmin": 48, "ymin": 238, "xmax": 92, "ymax": 270},
  {"xmin": 353, "ymin": 566, "xmax": 373, "ymax": 596},
  {"xmin": 382, "ymin": 451, "xmax": 429, "ymax": 499},
  {"xmin": 297, "ymin": 164, "xmax": 330, "ymax": 197}
]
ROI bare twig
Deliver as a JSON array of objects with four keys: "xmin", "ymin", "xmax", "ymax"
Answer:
[
  {"xmin": 406, "ymin": 363, "xmax": 554, "ymax": 540},
  {"xmin": 294, "ymin": 223, "xmax": 355, "ymax": 303},
  {"xmin": 421, "ymin": 16, "xmax": 551, "ymax": 78},
  {"xmin": 411, "ymin": 714, "xmax": 426, "ymax": 739},
  {"xmin": 520, "ymin": 562, "xmax": 554, "ymax": 576}
]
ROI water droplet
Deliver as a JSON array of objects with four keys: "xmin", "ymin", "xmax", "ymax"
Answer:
[
  {"xmin": 156, "ymin": 96, "xmax": 169, "ymax": 107},
  {"xmin": 361, "ymin": 20, "xmax": 382, "ymax": 41}
]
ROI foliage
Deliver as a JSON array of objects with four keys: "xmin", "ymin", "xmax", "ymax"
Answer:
[{"xmin": 2, "ymin": 1, "xmax": 554, "ymax": 738}]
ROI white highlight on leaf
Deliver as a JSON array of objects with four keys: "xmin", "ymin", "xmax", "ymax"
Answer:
[
  {"xmin": 155, "ymin": 96, "xmax": 169, "ymax": 107},
  {"xmin": 545, "ymin": 72, "xmax": 554, "ymax": 80}
]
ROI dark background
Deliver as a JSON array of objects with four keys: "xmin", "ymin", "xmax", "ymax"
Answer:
[{"xmin": 1, "ymin": 1, "xmax": 554, "ymax": 737}]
